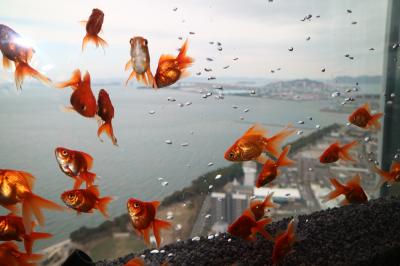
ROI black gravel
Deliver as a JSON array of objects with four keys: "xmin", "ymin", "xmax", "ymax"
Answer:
[{"xmin": 95, "ymin": 197, "xmax": 400, "ymax": 266}]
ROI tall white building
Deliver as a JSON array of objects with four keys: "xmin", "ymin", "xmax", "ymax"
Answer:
[{"xmin": 242, "ymin": 161, "xmax": 257, "ymax": 186}]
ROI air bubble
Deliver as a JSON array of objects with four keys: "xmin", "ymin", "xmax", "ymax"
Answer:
[
  {"xmin": 192, "ymin": 236, "xmax": 201, "ymax": 241},
  {"xmin": 148, "ymin": 110, "xmax": 156, "ymax": 115},
  {"xmin": 215, "ymin": 174, "xmax": 222, "ymax": 180},
  {"xmin": 181, "ymin": 142, "xmax": 189, "ymax": 147},
  {"xmin": 298, "ymin": 120, "xmax": 304, "ymax": 124},
  {"xmin": 297, "ymin": 130, "xmax": 303, "ymax": 135},
  {"xmin": 161, "ymin": 181, "xmax": 169, "ymax": 187},
  {"xmin": 244, "ymin": 108, "xmax": 250, "ymax": 113},
  {"xmin": 165, "ymin": 140, "xmax": 172, "ymax": 144},
  {"xmin": 150, "ymin": 250, "xmax": 160, "ymax": 254},
  {"xmin": 331, "ymin": 92, "xmax": 341, "ymax": 97},
  {"xmin": 205, "ymin": 214, "xmax": 211, "ymax": 219},
  {"xmin": 208, "ymin": 162, "xmax": 214, "ymax": 166},
  {"xmin": 315, "ymin": 124, "xmax": 321, "ymax": 129}
]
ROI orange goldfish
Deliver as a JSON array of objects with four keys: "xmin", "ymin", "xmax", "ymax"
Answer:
[
  {"xmin": 0, "ymin": 24, "xmax": 52, "ymax": 90},
  {"xmin": 271, "ymin": 218, "xmax": 298, "ymax": 265},
  {"xmin": 154, "ymin": 39, "xmax": 194, "ymax": 88},
  {"xmin": 0, "ymin": 170, "xmax": 64, "ymax": 234},
  {"xmin": 0, "ymin": 242, "xmax": 43, "ymax": 266},
  {"xmin": 125, "ymin": 37, "xmax": 156, "ymax": 88},
  {"xmin": 56, "ymin": 69, "xmax": 97, "ymax": 118},
  {"xmin": 256, "ymin": 146, "xmax": 294, "ymax": 188},
  {"xmin": 249, "ymin": 193, "xmax": 278, "ymax": 221},
  {"xmin": 225, "ymin": 124, "xmax": 295, "ymax": 164},
  {"xmin": 125, "ymin": 257, "xmax": 145, "ymax": 266},
  {"xmin": 97, "ymin": 89, "xmax": 118, "ymax": 146},
  {"xmin": 348, "ymin": 103, "xmax": 383, "ymax": 130},
  {"xmin": 319, "ymin": 140, "xmax": 357, "ymax": 164},
  {"xmin": 227, "ymin": 209, "xmax": 272, "ymax": 241},
  {"xmin": 0, "ymin": 214, "xmax": 52, "ymax": 255},
  {"xmin": 55, "ymin": 147, "xmax": 96, "ymax": 189},
  {"xmin": 322, "ymin": 175, "xmax": 368, "ymax": 205},
  {"xmin": 372, "ymin": 161, "xmax": 400, "ymax": 189},
  {"xmin": 127, "ymin": 198, "xmax": 171, "ymax": 248},
  {"xmin": 61, "ymin": 185, "xmax": 113, "ymax": 218},
  {"xmin": 81, "ymin": 9, "xmax": 108, "ymax": 51}
]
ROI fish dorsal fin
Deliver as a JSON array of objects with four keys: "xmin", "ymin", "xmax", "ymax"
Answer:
[
  {"xmin": 87, "ymin": 185, "xmax": 100, "ymax": 197},
  {"xmin": 361, "ymin": 103, "xmax": 370, "ymax": 112},
  {"xmin": 18, "ymin": 171, "xmax": 36, "ymax": 190},
  {"xmin": 346, "ymin": 175, "xmax": 361, "ymax": 187},
  {"xmin": 391, "ymin": 161, "xmax": 400, "ymax": 172},
  {"xmin": 150, "ymin": 201, "xmax": 160, "ymax": 209},
  {"xmin": 243, "ymin": 124, "xmax": 267, "ymax": 137},
  {"xmin": 82, "ymin": 71, "xmax": 91, "ymax": 87},
  {"xmin": 158, "ymin": 54, "xmax": 175, "ymax": 64},
  {"xmin": 79, "ymin": 151, "xmax": 94, "ymax": 169}
]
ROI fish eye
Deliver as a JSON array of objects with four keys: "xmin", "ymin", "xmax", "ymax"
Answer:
[
  {"xmin": 229, "ymin": 152, "xmax": 235, "ymax": 159},
  {"xmin": 62, "ymin": 150, "xmax": 68, "ymax": 156},
  {"xmin": 130, "ymin": 38, "xmax": 134, "ymax": 44},
  {"xmin": 144, "ymin": 39, "xmax": 148, "ymax": 46},
  {"xmin": 68, "ymin": 194, "xmax": 75, "ymax": 200},
  {"xmin": 133, "ymin": 202, "xmax": 140, "ymax": 208}
]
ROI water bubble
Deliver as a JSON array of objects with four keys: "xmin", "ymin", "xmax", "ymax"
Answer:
[
  {"xmin": 390, "ymin": 93, "xmax": 396, "ymax": 98},
  {"xmin": 208, "ymin": 185, "xmax": 214, "ymax": 190},
  {"xmin": 178, "ymin": 103, "xmax": 184, "ymax": 107},
  {"xmin": 346, "ymin": 122, "xmax": 351, "ymax": 126},
  {"xmin": 353, "ymin": 87, "xmax": 359, "ymax": 92},
  {"xmin": 394, "ymin": 153, "xmax": 400, "ymax": 159},
  {"xmin": 232, "ymin": 105, "xmax": 238, "ymax": 109},
  {"xmin": 202, "ymin": 94, "xmax": 208, "ymax": 99},
  {"xmin": 206, "ymin": 57, "xmax": 213, "ymax": 61},
  {"xmin": 298, "ymin": 120, "xmax": 304, "ymax": 124},
  {"xmin": 160, "ymin": 250, "xmax": 166, "ymax": 253},
  {"xmin": 218, "ymin": 47, "xmax": 223, "ymax": 51},
  {"xmin": 346, "ymin": 88, "xmax": 352, "ymax": 93},
  {"xmin": 321, "ymin": 68, "xmax": 326, "ymax": 72},
  {"xmin": 175, "ymin": 224, "xmax": 182, "ymax": 231},
  {"xmin": 215, "ymin": 174, "xmax": 222, "ymax": 180},
  {"xmin": 206, "ymin": 92, "xmax": 212, "ymax": 97},
  {"xmin": 308, "ymin": 116, "xmax": 313, "ymax": 120},
  {"xmin": 227, "ymin": 238, "xmax": 232, "ymax": 242},
  {"xmin": 205, "ymin": 214, "xmax": 211, "ymax": 219},
  {"xmin": 165, "ymin": 140, "xmax": 172, "ymax": 144},
  {"xmin": 167, "ymin": 97, "xmax": 176, "ymax": 102},
  {"xmin": 208, "ymin": 235, "xmax": 214, "ymax": 240},
  {"xmin": 297, "ymin": 130, "xmax": 303, "ymax": 135},
  {"xmin": 161, "ymin": 181, "xmax": 169, "ymax": 187},
  {"xmin": 364, "ymin": 136, "xmax": 371, "ymax": 143},
  {"xmin": 148, "ymin": 110, "xmax": 156, "ymax": 115},
  {"xmin": 208, "ymin": 162, "xmax": 214, "ymax": 166},
  {"xmin": 166, "ymin": 211, "xmax": 174, "ymax": 220},
  {"xmin": 192, "ymin": 236, "xmax": 201, "ymax": 241},
  {"xmin": 331, "ymin": 92, "xmax": 341, "ymax": 97},
  {"xmin": 250, "ymin": 90, "xmax": 256, "ymax": 95},
  {"xmin": 315, "ymin": 124, "xmax": 321, "ymax": 129},
  {"xmin": 393, "ymin": 43, "xmax": 399, "ymax": 50},
  {"xmin": 168, "ymin": 253, "xmax": 174, "ymax": 257},
  {"xmin": 157, "ymin": 177, "xmax": 164, "ymax": 181},
  {"xmin": 288, "ymin": 47, "xmax": 294, "ymax": 52},
  {"xmin": 217, "ymin": 197, "xmax": 223, "ymax": 201},
  {"xmin": 240, "ymin": 116, "xmax": 244, "ymax": 120},
  {"xmin": 243, "ymin": 108, "xmax": 250, "ymax": 113},
  {"xmin": 387, "ymin": 100, "xmax": 393, "ymax": 105},
  {"xmin": 185, "ymin": 101, "xmax": 192, "ymax": 106},
  {"xmin": 223, "ymin": 65, "xmax": 230, "ymax": 69},
  {"xmin": 151, "ymin": 249, "xmax": 160, "ymax": 254},
  {"xmin": 306, "ymin": 36, "xmax": 311, "ymax": 41},
  {"xmin": 308, "ymin": 167, "xmax": 313, "ymax": 172},
  {"xmin": 181, "ymin": 142, "xmax": 189, "ymax": 147}
]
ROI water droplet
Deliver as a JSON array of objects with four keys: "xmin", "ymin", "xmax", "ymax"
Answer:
[
  {"xmin": 168, "ymin": 253, "xmax": 174, "ymax": 257},
  {"xmin": 148, "ymin": 110, "xmax": 156, "ymax": 115},
  {"xmin": 250, "ymin": 90, "xmax": 256, "ymax": 95},
  {"xmin": 346, "ymin": 122, "xmax": 351, "ymax": 126},
  {"xmin": 208, "ymin": 235, "xmax": 214, "ymax": 240},
  {"xmin": 205, "ymin": 214, "xmax": 211, "ymax": 219},
  {"xmin": 175, "ymin": 224, "xmax": 182, "ymax": 231},
  {"xmin": 160, "ymin": 250, "xmax": 166, "ymax": 253},
  {"xmin": 331, "ymin": 92, "xmax": 341, "ymax": 97},
  {"xmin": 151, "ymin": 249, "xmax": 160, "ymax": 254},
  {"xmin": 308, "ymin": 116, "xmax": 313, "ymax": 120},
  {"xmin": 227, "ymin": 238, "xmax": 232, "ymax": 242},
  {"xmin": 243, "ymin": 108, "xmax": 250, "ymax": 113},
  {"xmin": 364, "ymin": 136, "xmax": 371, "ymax": 142},
  {"xmin": 240, "ymin": 116, "xmax": 244, "ymax": 120},
  {"xmin": 206, "ymin": 92, "xmax": 212, "ymax": 97},
  {"xmin": 393, "ymin": 43, "xmax": 399, "ymax": 50},
  {"xmin": 192, "ymin": 236, "xmax": 201, "ymax": 241},
  {"xmin": 181, "ymin": 142, "xmax": 189, "ymax": 147},
  {"xmin": 178, "ymin": 103, "xmax": 184, "ymax": 107},
  {"xmin": 215, "ymin": 174, "xmax": 222, "ymax": 180},
  {"xmin": 232, "ymin": 105, "xmax": 238, "ymax": 109},
  {"xmin": 387, "ymin": 100, "xmax": 393, "ymax": 105},
  {"xmin": 157, "ymin": 177, "xmax": 164, "ymax": 181},
  {"xmin": 185, "ymin": 101, "xmax": 192, "ymax": 106},
  {"xmin": 298, "ymin": 120, "xmax": 304, "ymax": 124},
  {"xmin": 308, "ymin": 167, "xmax": 313, "ymax": 172},
  {"xmin": 297, "ymin": 130, "xmax": 303, "ymax": 135},
  {"xmin": 165, "ymin": 140, "xmax": 172, "ymax": 144},
  {"xmin": 167, "ymin": 97, "xmax": 176, "ymax": 102},
  {"xmin": 288, "ymin": 47, "xmax": 294, "ymax": 52},
  {"xmin": 315, "ymin": 124, "xmax": 321, "ymax": 129},
  {"xmin": 208, "ymin": 185, "xmax": 214, "ymax": 190},
  {"xmin": 208, "ymin": 162, "xmax": 214, "ymax": 166},
  {"xmin": 390, "ymin": 93, "xmax": 396, "ymax": 98},
  {"xmin": 166, "ymin": 211, "xmax": 174, "ymax": 220},
  {"xmin": 161, "ymin": 181, "xmax": 169, "ymax": 187},
  {"xmin": 321, "ymin": 68, "xmax": 326, "ymax": 72},
  {"xmin": 394, "ymin": 153, "xmax": 400, "ymax": 159}
]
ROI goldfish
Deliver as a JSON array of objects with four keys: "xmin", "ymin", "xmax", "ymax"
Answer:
[
  {"xmin": 256, "ymin": 146, "xmax": 294, "ymax": 188},
  {"xmin": 127, "ymin": 198, "xmax": 171, "ymax": 247},
  {"xmin": 348, "ymin": 103, "xmax": 383, "ymax": 130},
  {"xmin": 0, "ymin": 242, "xmax": 43, "ymax": 266},
  {"xmin": 372, "ymin": 161, "xmax": 400, "ymax": 189},
  {"xmin": 0, "ymin": 214, "xmax": 52, "ymax": 254},
  {"xmin": 56, "ymin": 69, "xmax": 97, "ymax": 118},
  {"xmin": 0, "ymin": 170, "xmax": 64, "ymax": 234},
  {"xmin": 0, "ymin": 24, "xmax": 52, "ymax": 90},
  {"xmin": 225, "ymin": 124, "xmax": 295, "ymax": 164},
  {"xmin": 125, "ymin": 37, "xmax": 156, "ymax": 88},
  {"xmin": 249, "ymin": 193, "xmax": 278, "ymax": 221},
  {"xmin": 61, "ymin": 185, "xmax": 113, "ymax": 218},
  {"xmin": 322, "ymin": 175, "xmax": 368, "ymax": 205},
  {"xmin": 271, "ymin": 218, "xmax": 298, "ymax": 265},
  {"xmin": 319, "ymin": 140, "xmax": 357, "ymax": 164},
  {"xmin": 125, "ymin": 257, "xmax": 145, "ymax": 266},
  {"xmin": 97, "ymin": 89, "xmax": 118, "ymax": 146},
  {"xmin": 81, "ymin": 9, "xmax": 108, "ymax": 51},
  {"xmin": 154, "ymin": 39, "xmax": 194, "ymax": 88},
  {"xmin": 227, "ymin": 209, "xmax": 272, "ymax": 241},
  {"xmin": 55, "ymin": 147, "xmax": 97, "ymax": 189}
]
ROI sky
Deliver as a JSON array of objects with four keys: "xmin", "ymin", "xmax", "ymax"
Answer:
[{"xmin": 0, "ymin": 0, "xmax": 389, "ymax": 82}]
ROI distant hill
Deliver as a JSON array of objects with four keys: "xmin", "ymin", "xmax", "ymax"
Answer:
[{"xmin": 334, "ymin": 75, "xmax": 381, "ymax": 84}]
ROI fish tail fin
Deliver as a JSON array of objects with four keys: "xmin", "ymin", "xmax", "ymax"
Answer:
[
  {"xmin": 98, "ymin": 122, "xmax": 118, "ymax": 146},
  {"xmin": 24, "ymin": 231, "xmax": 52, "ymax": 255},
  {"xmin": 264, "ymin": 125, "xmax": 295, "ymax": 158},
  {"xmin": 176, "ymin": 39, "xmax": 194, "ymax": 70},
  {"xmin": 142, "ymin": 228, "xmax": 151, "ymax": 247},
  {"xmin": 276, "ymin": 145, "xmax": 295, "ymax": 167},
  {"xmin": 252, "ymin": 217, "xmax": 273, "ymax": 240},
  {"xmin": 125, "ymin": 257, "xmax": 146, "ymax": 266},
  {"xmin": 372, "ymin": 165, "xmax": 392, "ymax": 190},
  {"xmin": 22, "ymin": 192, "xmax": 64, "ymax": 233},
  {"xmin": 55, "ymin": 69, "xmax": 81, "ymax": 89},
  {"xmin": 80, "ymin": 171, "xmax": 96, "ymax": 187},
  {"xmin": 339, "ymin": 140, "xmax": 358, "ymax": 162},
  {"xmin": 125, "ymin": 70, "xmax": 137, "ymax": 86},
  {"xmin": 97, "ymin": 196, "xmax": 113, "ymax": 219},
  {"xmin": 367, "ymin": 113, "xmax": 383, "ymax": 130},
  {"xmin": 14, "ymin": 61, "xmax": 52, "ymax": 90},
  {"xmin": 82, "ymin": 34, "xmax": 108, "ymax": 51},
  {"xmin": 262, "ymin": 192, "xmax": 278, "ymax": 209},
  {"xmin": 321, "ymin": 178, "xmax": 346, "ymax": 203},
  {"xmin": 153, "ymin": 219, "xmax": 172, "ymax": 247},
  {"xmin": 286, "ymin": 218, "xmax": 298, "ymax": 239}
]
